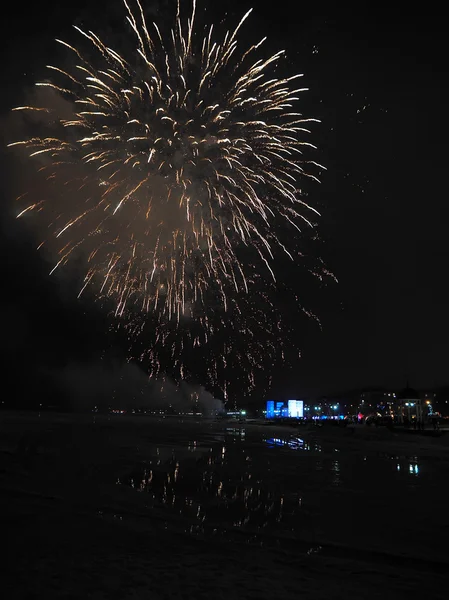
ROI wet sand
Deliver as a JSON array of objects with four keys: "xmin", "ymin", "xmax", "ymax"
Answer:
[{"xmin": 1, "ymin": 412, "xmax": 448, "ymax": 599}]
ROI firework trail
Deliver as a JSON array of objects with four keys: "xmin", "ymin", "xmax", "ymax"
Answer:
[{"xmin": 9, "ymin": 0, "xmax": 326, "ymax": 399}]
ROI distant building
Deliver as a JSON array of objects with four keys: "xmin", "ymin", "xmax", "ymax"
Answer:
[
  {"xmin": 266, "ymin": 400, "xmax": 304, "ymax": 419},
  {"xmin": 391, "ymin": 387, "xmax": 435, "ymax": 422},
  {"xmin": 357, "ymin": 389, "xmax": 392, "ymax": 416}
]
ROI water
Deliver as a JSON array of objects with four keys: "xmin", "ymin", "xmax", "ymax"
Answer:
[
  {"xmin": 115, "ymin": 423, "xmax": 449, "ymax": 560},
  {"xmin": 4, "ymin": 412, "xmax": 449, "ymax": 600}
]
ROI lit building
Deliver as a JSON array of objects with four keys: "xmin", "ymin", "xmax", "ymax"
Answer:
[
  {"xmin": 288, "ymin": 400, "xmax": 303, "ymax": 418},
  {"xmin": 266, "ymin": 400, "xmax": 304, "ymax": 419},
  {"xmin": 358, "ymin": 389, "xmax": 392, "ymax": 417},
  {"xmin": 395, "ymin": 387, "xmax": 436, "ymax": 423}
]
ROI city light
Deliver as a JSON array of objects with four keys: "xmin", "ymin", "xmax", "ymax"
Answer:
[
  {"xmin": 288, "ymin": 400, "xmax": 304, "ymax": 418},
  {"xmin": 266, "ymin": 400, "xmax": 304, "ymax": 419}
]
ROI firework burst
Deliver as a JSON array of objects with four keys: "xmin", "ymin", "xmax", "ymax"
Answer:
[{"xmin": 9, "ymin": 0, "xmax": 326, "ymax": 399}]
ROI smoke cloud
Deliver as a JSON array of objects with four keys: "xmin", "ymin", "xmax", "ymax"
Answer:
[{"xmin": 57, "ymin": 360, "xmax": 224, "ymax": 415}]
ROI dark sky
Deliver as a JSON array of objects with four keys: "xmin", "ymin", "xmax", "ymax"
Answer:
[{"xmin": 0, "ymin": 0, "xmax": 447, "ymax": 403}]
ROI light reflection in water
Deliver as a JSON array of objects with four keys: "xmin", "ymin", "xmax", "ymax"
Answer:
[
  {"xmin": 396, "ymin": 462, "xmax": 420, "ymax": 476},
  {"xmin": 118, "ymin": 435, "xmax": 424, "ymax": 540},
  {"xmin": 120, "ymin": 438, "xmax": 304, "ymax": 536},
  {"xmin": 226, "ymin": 428, "xmax": 246, "ymax": 438},
  {"xmin": 388, "ymin": 455, "xmax": 420, "ymax": 477},
  {"xmin": 331, "ymin": 460, "xmax": 341, "ymax": 486},
  {"xmin": 409, "ymin": 462, "xmax": 419, "ymax": 476},
  {"xmin": 264, "ymin": 437, "xmax": 321, "ymax": 452}
]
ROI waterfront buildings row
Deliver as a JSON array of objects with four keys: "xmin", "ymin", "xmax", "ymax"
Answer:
[{"xmin": 263, "ymin": 387, "xmax": 448, "ymax": 420}]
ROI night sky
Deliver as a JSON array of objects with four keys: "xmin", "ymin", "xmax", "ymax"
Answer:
[{"xmin": 0, "ymin": 1, "xmax": 447, "ymax": 403}]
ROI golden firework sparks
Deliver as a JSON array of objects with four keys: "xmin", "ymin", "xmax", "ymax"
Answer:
[{"xmin": 9, "ymin": 0, "xmax": 326, "ymax": 399}]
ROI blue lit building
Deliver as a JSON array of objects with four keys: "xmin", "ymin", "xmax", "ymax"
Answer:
[{"xmin": 266, "ymin": 400, "xmax": 304, "ymax": 419}]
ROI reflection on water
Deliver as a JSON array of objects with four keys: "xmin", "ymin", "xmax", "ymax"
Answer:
[
  {"xmin": 409, "ymin": 463, "xmax": 419, "ymax": 475},
  {"xmin": 226, "ymin": 428, "xmax": 246, "ymax": 438},
  {"xmin": 384, "ymin": 454, "xmax": 420, "ymax": 477},
  {"xmin": 396, "ymin": 459, "xmax": 419, "ymax": 476},
  {"xmin": 264, "ymin": 437, "xmax": 321, "ymax": 451},
  {"xmin": 117, "ymin": 429, "xmax": 425, "ymax": 541},
  {"xmin": 118, "ymin": 434, "xmax": 305, "ymax": 536},
  {"xmin": 331, "ymin": 460, "xmax": 341, "ymax": 486}
]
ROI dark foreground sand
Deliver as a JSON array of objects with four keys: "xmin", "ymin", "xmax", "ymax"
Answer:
[{"xmin": 1, "ymin": 412, "xmax": 448, "ymax": 599}]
